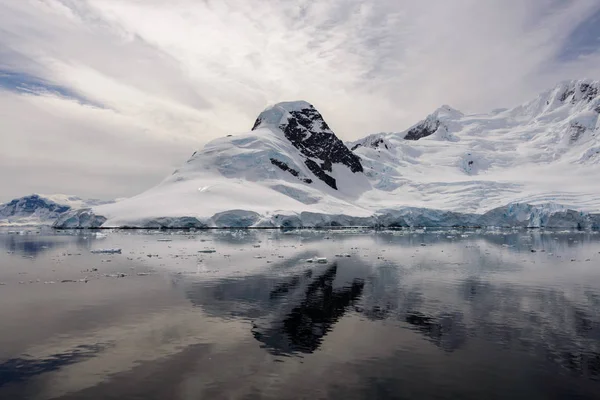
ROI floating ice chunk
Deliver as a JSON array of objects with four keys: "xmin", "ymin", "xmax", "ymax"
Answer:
[
  {"xmin": 105, "ymin": 273, "xmax": 127, "ymax": 278},
  {"xmin": 306, "ymin": 257, "xmax": 328, "ymax": 263},
  {"xmin": 91, "ymin": 248, "xmax": 122, "ymax": 254}
]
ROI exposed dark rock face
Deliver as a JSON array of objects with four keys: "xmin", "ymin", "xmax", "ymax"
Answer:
[
  {"xmin": 569, "ymin": 122, "xmax": 587, "ymax": 143},
  {"xmin": 270, "ymin": 158, "xmax": 299, "ymax": 177},
  {"xmin": 560, "ymin": 82, "xmax": 599, "ymax": 104},
  {"xmin": 253, "ymin": 103, "xmax": 363, "ymax": 190},
  {"xmin": 405, "ymin": 120, "xmax": 440, "ymax": 141},
  {"xmin": 579, "ymin": 83, "xmax": 598, "ymax": 102},
  {"xmin": 251, "ymin": 118, "xmax": 262, "ymax": 131},
  {"xmin": 270, "ymin": 158, "xmax": 313, "ymax": 184},
  {"xmin": 372, "ymin": 138, "xmax": 389, "ymax": 149},
  {"xmin": 279, "ymin": 107, "xmax": 363, "ymax": 173},
  {"xmin": 560, "ymin": 88, "xmax": 576, "ymax": 102},
  {"xmin": 305, "ymin": 159, "xmax": 337, "ymax": 189},
  {"xmin": 351, "ymin": 137, "xmax": 389, "ymax": 151}
]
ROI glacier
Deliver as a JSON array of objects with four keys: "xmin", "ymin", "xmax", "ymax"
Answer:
[{"xmin": 53, "ymin": 79, "xmax": 600, "ymax": 229}]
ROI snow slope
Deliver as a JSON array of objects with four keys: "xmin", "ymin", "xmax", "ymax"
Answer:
[
  {"xmin": 0, "ymin": 194, "xmax": 114, "ymax": 226},
  {"xmin": 350, "ymin": 79, "xmax": 600, "ymax": 214},
  {"xmin": 55, "ymin": 80, "xmax": 600, "ymax": 229}
]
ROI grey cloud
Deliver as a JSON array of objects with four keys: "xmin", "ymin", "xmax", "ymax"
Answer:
[
  {"xmin": 0, "ymin": 1, "xmax": 211, "ymax": 112},
  {"xmin": 0, "ymin": 92, "xmax": 200, "ymax": 202}
]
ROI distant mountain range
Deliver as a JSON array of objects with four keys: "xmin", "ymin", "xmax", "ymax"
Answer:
[
  {"xmin": 0, "ymin": 194, "xmax": 113, "ymax": 226},
  {"xmin": 13, "ymin": 79, "xmax": 600, "ymax": 228}
]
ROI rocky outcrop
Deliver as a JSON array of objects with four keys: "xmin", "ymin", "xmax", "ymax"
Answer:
[
  {"xmin": 560, "ymin": 81, "xmax": 599, "ymax": 104},
  {"xmin": 270, "ymin": 158, "xmax": 312, "ymax": 184},
  {"xmin": 404, "ymin": 119, "xmax": 441, "ymax": 140},
  {"xmin": 351, "ymin": 136, "xmax": 390, "ymax": 151},
  {"xmin": 253, "ymin": 101, "xmax": 363, "ymax": 189},
  {"xmin": 403, "ymin": 105, "xmax": 463, "ymax": 141}
]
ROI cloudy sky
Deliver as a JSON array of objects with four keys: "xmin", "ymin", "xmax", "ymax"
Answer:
[{"xmin": 1, "ymin": 0, "xmax": 600, "ymax": 201}]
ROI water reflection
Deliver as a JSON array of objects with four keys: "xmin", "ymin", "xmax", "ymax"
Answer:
[
  {"xmin": 0, "ymin": 234, "xmax": 66, "ymax": 257},
  {"xmin": 253, "ymin": 264, "xmax": 364, "ymax": 355},
  {"xmin": 404, "ymin": 311, "xmax": 466, "ymax": 352},
  {"xmin": 356, "ymin": 277, "xmax": 600, "ymax": 379},
  {"xmin": 179, "ymin": 233, "xmax": 600, "ymax": 377},
  {"xmin": 0, "ymin": 229, "xmax": 94, "ymax": 257},
  {"xmin": 0, "ymin": 343, "xmax": 110, "ymax": 388},
  {"xmin": 1, "ymin": 229, "xmax": 600, "ymax": 399}
]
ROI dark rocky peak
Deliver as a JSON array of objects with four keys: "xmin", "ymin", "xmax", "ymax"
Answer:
[
  {"xmin": 252, "ymin": 101, "xmax": 363, "ymax": 190},
  {"xmin": 403, "ymin": 105, "xmax": 463, "ymax": 141},
  {"xmin": 404, "ymin": 118, "xmax": 441, "ymax": 141}
]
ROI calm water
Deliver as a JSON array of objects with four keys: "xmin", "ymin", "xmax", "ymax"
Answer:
[{"xmin": 1, "ymin": 228, "xmax": 600, "ymax": 399}]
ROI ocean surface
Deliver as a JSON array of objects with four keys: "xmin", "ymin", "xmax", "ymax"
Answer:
[{"xmin": 1, "ymin": 227, "xmax": 599, "ymax": 399}]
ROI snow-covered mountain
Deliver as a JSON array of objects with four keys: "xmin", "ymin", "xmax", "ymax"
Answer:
[
  {"xmin": 0, "ymin": 194, "xmax": 114, "ymax": 226},
  {"xmin": 55, "ymin": 79, "xmax": 600, "ymax": 229},
  {"xmin": 350, "ymin": 79, "xmax": 600, "ymax": 212}
]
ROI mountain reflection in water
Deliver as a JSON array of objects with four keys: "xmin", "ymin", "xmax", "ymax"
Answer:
[{"xmin": 1, "ymin": 229, "xmax": 600, "ymax": 399}]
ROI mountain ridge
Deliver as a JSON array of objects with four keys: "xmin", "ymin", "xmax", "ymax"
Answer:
[
  {"xmin": 42, "ymin": 79, "xmax": 600, "ymax": 228},
  {"xmin": 0, "ymin": 194, "xmax": 115, "ymax": 226}
]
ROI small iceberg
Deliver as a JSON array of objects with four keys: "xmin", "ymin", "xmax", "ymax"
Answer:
[
  {"xmin": 91, "ymin": 248, "xmax": 122, "ymax": 254},
  {"xmin": 306, "ymin": 257, "xmax": 328, "ymax": 264}
]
